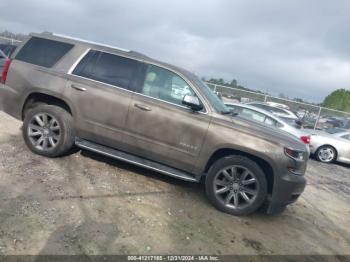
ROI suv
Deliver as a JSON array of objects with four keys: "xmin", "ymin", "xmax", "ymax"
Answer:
[{"xmin": 0, "ymin": 33, "xmax": 308, "ymax": 216}]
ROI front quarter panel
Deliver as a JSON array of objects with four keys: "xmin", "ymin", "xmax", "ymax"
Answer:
[
  {"xmin": 196, "ymin": 115, "xmax": 283, "ymax": 176},
  {"xmin": 196, "ymin": 114, "xmax": 308, "ymax": 214}
]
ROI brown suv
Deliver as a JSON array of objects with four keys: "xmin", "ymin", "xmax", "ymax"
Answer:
[{"xmin": 0, "ymin": 33, "xmax": 308, "ymax": 216}]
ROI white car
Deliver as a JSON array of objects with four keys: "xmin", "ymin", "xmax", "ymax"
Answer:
[
  {"xmin": 309, "ymin": 128, "xmax": 350, "ymax": 164},
  {"xmin": 266, "ymin": 101, "xmax": 290, "ymax": 110},
  {"xmin": 247, "ymin": 102, "xmax": 299, "ymax": 121},
  {"xmin": 225, "ymin": 103, "xmax": 311, "ymax": 152}
]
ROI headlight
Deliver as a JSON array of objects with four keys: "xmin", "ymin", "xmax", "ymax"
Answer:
[{"xmin": 285, "ymin": 147, "xmax": 305, "ymax": 161}]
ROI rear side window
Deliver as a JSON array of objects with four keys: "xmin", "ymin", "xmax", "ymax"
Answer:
[
  {"xmin": 241, "ymin": 108, "xmax": 266, "ymax": 123},
  {"xmin": 72, "ymin": 50, "xmax": 98, "ymax": 78},
  {"xmin": 15, "ymin": 37, "xmax": 73, "ymax": 68},
  {"xmin": 72, "ymin": 50, "xmax": 139, "ymax": 90},
  {"xmin": 264, "ymin": 117, "xmax": 277, "ymax": 126}
]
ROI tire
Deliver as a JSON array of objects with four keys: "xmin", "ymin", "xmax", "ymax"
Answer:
[
  {"xmin": 205, "ymin": 155, "xmax": 268, "ymax": 216},
  {"xmin": 22, "ymin": 105, "xmax": 75, "ymax": 157},
  {"xmin": 315, "ymin": 145, "xmax": 337, "ymax": 163}
]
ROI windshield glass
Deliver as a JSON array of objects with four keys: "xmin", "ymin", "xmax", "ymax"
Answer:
[{"xmin": 190, "ymin": 76, "xmax": 230, "ymax": 114}]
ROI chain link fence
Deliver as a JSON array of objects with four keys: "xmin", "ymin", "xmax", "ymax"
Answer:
[
  {"xmin": 207, "ymin": 83, "xmax": 350, "ymax": 130},
  {"xmin": 0, "ymin": 36, "xmax": 22, "ymax": 45}
]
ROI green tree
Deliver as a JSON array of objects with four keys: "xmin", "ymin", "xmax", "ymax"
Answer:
[
  {"xmin": 323, "ymin": 89, "xmax": 350, "ymax": 113},
  {"xmin": 230, "ymin": 79, "xmax": 237, "ymax": 87}
]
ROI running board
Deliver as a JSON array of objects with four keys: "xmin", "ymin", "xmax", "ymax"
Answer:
[{"xmin": 75, "ymin": 138, "xmax": 199, "ymax": 182}]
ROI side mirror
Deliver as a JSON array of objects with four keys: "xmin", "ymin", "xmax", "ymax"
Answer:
[{"xmin": 182, "ymin": 95, "xmax": 203, "ymax": 111}]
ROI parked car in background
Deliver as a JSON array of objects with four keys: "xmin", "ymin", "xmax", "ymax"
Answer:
[
  {"xmin": 0, "ymin": 32, "xmax": 309, "ymax": 216},
  {"xmin": 266, "ymin": 101, "xmax": 290, "ymax": 110},
  {"xmin": 0, "ymin": 44, "xmax": 17, "ymax": 57},
  {"xmin": 342, "ymin": 118, "xmax": 350, "ymax": 130},
  {"xmin": 309, "ymin": 128, "xmax": 350, "ymax": 164},
  {"xmin": 0, "ymin": 49, "xmax": 8, "ymax": 79},
  {"xmin": 247, "ymin": 102, "xmax": 299, "ymax": 121},
  {"xmin": 317, "ymin": 116, "xmax": 343, "ymax": 130},
  {"xmin": 225, "ymin": 103, "xmax": 311, "ymax": 151}
]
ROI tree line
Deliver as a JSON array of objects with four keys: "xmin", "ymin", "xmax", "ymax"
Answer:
[{"xmin": 205, "ymin": 77, "xmax": 349, "ymax": 113}]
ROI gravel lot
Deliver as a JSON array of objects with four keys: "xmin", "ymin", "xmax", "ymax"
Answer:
[{"xmin": 0, "ymin": 111, "xmax": 349, "ymax": 255}]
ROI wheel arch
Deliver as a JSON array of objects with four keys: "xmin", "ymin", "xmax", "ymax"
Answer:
[
  {"xmin": 22, "ymin": 92, "xmax": 74, "ymax": 120},
  {"xmin": 203, "ymin": 148, "xmax": 275, "ymax": 194}
]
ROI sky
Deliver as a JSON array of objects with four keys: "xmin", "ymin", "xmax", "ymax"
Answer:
[{"xmin": 1, "ymin": 0, "xmax": 350, "ymax": 102}]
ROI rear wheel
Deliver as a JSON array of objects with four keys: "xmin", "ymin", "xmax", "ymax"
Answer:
[
  {"xmin": 316, "ymin": 145, "xmax": 337, "ymax": 163},
  {"xmin": 205, "ymin": 155, "xmax": 267, "ymax": 216},
  {"xmin": 22, "ymin": 105, "xmax": 75, "ymax": 157}
]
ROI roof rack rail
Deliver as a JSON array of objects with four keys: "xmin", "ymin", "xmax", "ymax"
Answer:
[{"xmin": 52, "ymin": 33, "xmax": 130, "ymax": 53}]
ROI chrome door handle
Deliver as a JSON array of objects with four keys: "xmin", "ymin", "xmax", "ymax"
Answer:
[
  {"xmin": 71, "ymin": 84, "xmax": 87, "ymax": 92},
  {"xmin": 134, "ymin": 103, "xmax": 152, "ymax": 111}
]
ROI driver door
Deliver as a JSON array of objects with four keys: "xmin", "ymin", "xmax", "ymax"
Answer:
[{"xmin": 124, "ymin": 64, "xmax": 211, "ymax": 173}]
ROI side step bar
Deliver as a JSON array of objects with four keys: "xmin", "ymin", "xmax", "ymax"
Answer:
[{"xmin": 75, "ymin": 138, "xmax": 199, "ymax": 183}]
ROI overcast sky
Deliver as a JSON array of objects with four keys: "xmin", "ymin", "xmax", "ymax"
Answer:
[{"xmin": 1, "ymin": 0, "xmax": 350, "ymax": 102}]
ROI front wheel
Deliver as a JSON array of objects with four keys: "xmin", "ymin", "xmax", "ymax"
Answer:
[
  {"xmin": 22, "ymin": 105, "xmax": 75, "ymax": 157},
  {"xmin": 205, "ymin": 155, "xmax": 267, "ymax": 216}
]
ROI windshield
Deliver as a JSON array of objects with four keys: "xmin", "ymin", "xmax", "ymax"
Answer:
[{"xmin": 190, "ymin": 76, "xmax": 230, "ymax": 114}]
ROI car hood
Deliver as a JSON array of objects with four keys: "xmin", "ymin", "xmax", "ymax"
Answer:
[{"xmin": 225, "ymin": 114, "xmax": 308, "ymax": 152}]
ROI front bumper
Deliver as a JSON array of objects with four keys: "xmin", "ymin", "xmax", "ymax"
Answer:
[{"xmin": 265, "ymin": 171, "xmax": 306, "ymax": 214}]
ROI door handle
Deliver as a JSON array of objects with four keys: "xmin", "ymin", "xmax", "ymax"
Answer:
[
  {"xmin": 71, "ymin": 84, "xmax": 87, "ymax": 92},
  {"xmin": 134, "ymin": 103, "xmax": 152, "ymax": 111}
]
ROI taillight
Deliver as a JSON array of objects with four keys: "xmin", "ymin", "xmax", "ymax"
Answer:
[
  {"xmin": 1, "ymin": 58, "xmax": 12, "ymax": 84},
  {"xmin": 300, "ymin": 135, "xmax": 310, "ymax": 144}
]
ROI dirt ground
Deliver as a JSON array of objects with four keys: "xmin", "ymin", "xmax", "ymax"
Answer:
[{"xmin": 0, "ymin": 111, "xmax": 349, "ymax": 255}]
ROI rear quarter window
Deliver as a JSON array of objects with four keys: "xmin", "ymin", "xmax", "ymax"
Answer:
[
  {"xmin": 15, "ymin": 37, "xmax": 74, "ymax": 68},
  {"xmin": 72, "ymin": 50, "xmax": 139, "ymax": 90}
]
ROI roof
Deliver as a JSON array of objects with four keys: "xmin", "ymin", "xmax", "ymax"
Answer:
[{"xmin": 30, "ymin": 32, "xmax": 198, "ymax": 81}]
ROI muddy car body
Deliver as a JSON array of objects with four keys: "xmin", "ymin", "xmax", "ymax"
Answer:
[{"xmin": 0, "ymin": 33, "xmax": 308, "ymax": 215}]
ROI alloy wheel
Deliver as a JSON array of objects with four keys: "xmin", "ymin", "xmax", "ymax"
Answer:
[
  {"xmin": 318, "ymin": 147, "xmax": 335, "ymax": 162},
  {"xmin": 27, "ymin": 113, "xmax": 61, "ymax": 151},
  {"xmin": 213, "ymin": 165, "xmax": 259, "ymax": 209}
]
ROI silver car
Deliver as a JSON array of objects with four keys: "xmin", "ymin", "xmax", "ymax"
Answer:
[
  {"xmin": 225, "ymin": 103, "xmax": 311, "ymax": 150},
  {"xmin": 247, "ymin": 102, "xmax": 299, "ymax": 121},
  {"xmin": 309, "ymin": 128, "xmax": 350, "ymax": 164}
]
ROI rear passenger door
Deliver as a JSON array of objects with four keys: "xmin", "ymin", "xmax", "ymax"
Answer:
[{"xmin": 66, "ymin": 50, "xmax": 140, "ymax": 150}]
